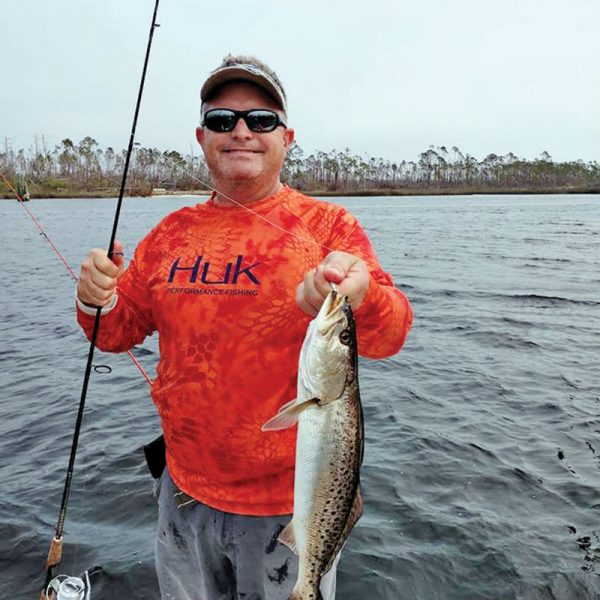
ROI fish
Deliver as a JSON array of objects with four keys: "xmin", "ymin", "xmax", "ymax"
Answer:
[{"xmin": 262, "ymin": 288, "xmax": 364, "ymax": 600}]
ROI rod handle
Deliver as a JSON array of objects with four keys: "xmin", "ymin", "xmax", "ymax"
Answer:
[{"xmin": 45, "ymin": 535, "xmax": 63, "ymax": 568}]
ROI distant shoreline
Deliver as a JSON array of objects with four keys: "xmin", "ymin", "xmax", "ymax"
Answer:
[
  {"xmin": 310, "ymin": 186, "xmax": 600, "ymax": 197},
  {"xmin": 1, "ymin": 185, "xmax": 599, "ymax": 200}
]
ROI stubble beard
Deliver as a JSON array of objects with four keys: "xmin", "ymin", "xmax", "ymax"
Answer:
[{"xmin": 209, "ymin": 153, "xmax": 283, "ymax": 202}]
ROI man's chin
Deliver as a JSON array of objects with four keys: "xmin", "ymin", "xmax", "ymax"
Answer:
[{"xmin": 225, "ymin": 166, "xmax": 262, "ymax": 181}]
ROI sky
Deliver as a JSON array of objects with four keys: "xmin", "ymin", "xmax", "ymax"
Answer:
[{"xmin": 2, "ymin": 0, "xmax": 599, "ymax": 163}]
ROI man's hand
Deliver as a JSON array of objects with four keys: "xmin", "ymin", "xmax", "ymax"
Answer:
[
  {"xmin": 77, "ymin": 240, "xmax": 125, "ymax": 307},
  {"xmin": 296, "ymin": 251, "xmax": 370, "ymax": 317}
]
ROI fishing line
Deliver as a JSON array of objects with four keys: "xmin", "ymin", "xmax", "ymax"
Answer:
[
  {"xmin": 158, "ymin": 152, "xmax": 339, "ymax": 255},
  {"xmin": 1, "ymin": 173, "xmax": 80, "ymax": 282},
  {"xmin": 39, "ymin": 1, "xmax": 161, "ymax": 597},
  {"xmin": 0, "ymin": 171, "xmax": 152, "ymax": 386}
]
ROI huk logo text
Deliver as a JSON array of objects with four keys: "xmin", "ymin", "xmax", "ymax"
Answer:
[{"xmin": 167, "ymin": 255, "xmax": 261, "ymax": 285}]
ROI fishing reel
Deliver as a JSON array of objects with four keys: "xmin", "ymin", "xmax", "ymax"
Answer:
[{"xmin": 45, "ymin": 567, "xmax": 101, "ymax": 600}]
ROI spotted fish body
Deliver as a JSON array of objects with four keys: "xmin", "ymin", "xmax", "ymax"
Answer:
[{"xmin": 262, "ymin": 290, "xmax": 364, "ymax": 600}]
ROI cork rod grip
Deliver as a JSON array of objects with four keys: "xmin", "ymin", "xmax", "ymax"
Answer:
[{"xmin": 45, "ymin": 536, "xmax": 63, "ymax": 568}]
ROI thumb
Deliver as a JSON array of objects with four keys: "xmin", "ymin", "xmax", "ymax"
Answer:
[
  {"xmin": 111, "ymin": 240, "xmax": 125, "ymax": 271},
  {"xmin": 323, "ymin": 263, "xmax": 345, "ymax": 284},
  {"xmin": 323, "ymin": 252, "xmax": 356, "ymax": 284}
]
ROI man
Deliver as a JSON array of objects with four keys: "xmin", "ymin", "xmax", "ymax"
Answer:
[{"xmin": 76, "ymin": 55, "xmax": 413, "ymax": 600}]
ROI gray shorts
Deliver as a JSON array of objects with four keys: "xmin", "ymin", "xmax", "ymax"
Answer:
[{"xmin": 155, "ymin": 468, "xmax": 340, "ymax": 600}]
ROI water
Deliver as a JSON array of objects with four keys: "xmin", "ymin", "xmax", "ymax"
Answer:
[{"xmin": 1, "ymin": 194, "xmax": 599, "ymax": 599}]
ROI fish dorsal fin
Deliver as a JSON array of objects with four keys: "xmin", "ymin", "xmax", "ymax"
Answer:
[
  {"xmin": 261, "ymin": 398, "xmax": 319, "ymax": 431},
  {"xmin": 325, "ymin": 486, "xmax": 363, "ymax": 573},
  {"xmin": 277, "ymin": 520, "xmax": 298, "ymax": 555}
]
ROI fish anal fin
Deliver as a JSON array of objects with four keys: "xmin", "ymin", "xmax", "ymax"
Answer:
[
  {"xmin": 277, "ymin": 520, "xmax": 298, "ymax": 555},
  {"xmin": 347, "ymin": 485, "xmax": 363, "ymax": 532},
  {"xmin": 261, "ymin": 398, "xmax": 319, "ymax": 431}
]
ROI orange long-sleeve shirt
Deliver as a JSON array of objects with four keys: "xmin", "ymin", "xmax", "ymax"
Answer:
[{"xmin": 77, "ymin": 186, "xmax": 412, "ymax": 515}]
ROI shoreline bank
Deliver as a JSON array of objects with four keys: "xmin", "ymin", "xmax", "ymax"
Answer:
[{"xmin": 1, "ymin": 185, "xmax": 599, "ymax": 200}]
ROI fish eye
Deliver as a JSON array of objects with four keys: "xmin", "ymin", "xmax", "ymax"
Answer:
[{"xmin": 339, "ymin": 329, "xmax": 351, "ymax": 345}]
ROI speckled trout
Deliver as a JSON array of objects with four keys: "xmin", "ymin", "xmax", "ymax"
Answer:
[{"xmin": 262, "ymin": 289, "xmax": 364, "ymax": 600}]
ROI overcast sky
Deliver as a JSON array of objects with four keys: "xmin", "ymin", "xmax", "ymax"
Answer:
[{"xmin": 3, "ymin": 0, "xmax": 599, "ymax": 163}]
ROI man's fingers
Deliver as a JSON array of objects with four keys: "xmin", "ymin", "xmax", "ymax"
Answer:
[
  {"xmin": 89, "ymin": 268, "xmax": 117, "ymax": 291},
  {"xmin": 91, "ymin": 251, "xmax": 121, "ymax": 278},
  {"xmin": 312, "ymin": 264, "xmax": 334, "ymax": 297},
  {"xmin": 296, "ymin": 253, "xmax": 370, "ymax": 316},
  {"xmin": 78, "ymin": 279, "xmax": 115, "ymax": 306},
  {"xmin": 296, "ymin": 265, "xmax": 334, "ymax": 317},
  {"xmin": 322, "ymin": 252, "xmax": 359, "ymax": 284},
  {"xmin": 302, "ymin": 269, "xmax": 326, "ymax": 311},
  {"xmin": 77, "ymin": 244, "xmax": 124, "ymax": 308},
  {"xmin": 295, "ymin": 282, "xmax": 319, "ymax": 317},
  {"xmin": 297, "ymin": 268, "xmax": 325, "ymax": 316},
  {"xmin": 321, "ymin": 252, "xmax": 370, "ymax": 311}
]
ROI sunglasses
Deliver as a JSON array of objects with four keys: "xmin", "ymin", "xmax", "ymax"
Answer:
[{"xmin": 202, "ymin": 109, "xmax": 287, "ymax": 133}]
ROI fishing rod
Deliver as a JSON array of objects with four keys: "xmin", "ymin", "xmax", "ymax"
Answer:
[
  {"xmin": 38, "ymin": 1, "xmax": 160, "ymax": 598},
  {"xmin": 0, "ymin": 171, "xmax": 152, "ymax": 385}
]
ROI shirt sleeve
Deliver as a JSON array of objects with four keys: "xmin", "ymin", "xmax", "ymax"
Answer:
[
  {"xmin": 326, "ymin": 207, "xmax": 413, "ymax": 359},
  {"xmin": 76, "ymin": 240, "xmax": 156, "ymax": 353}
]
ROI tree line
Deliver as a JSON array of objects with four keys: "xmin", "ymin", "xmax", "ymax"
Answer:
[{"xmin": 1, "ymin": 136, "xmax": 598, "ymax": 195}]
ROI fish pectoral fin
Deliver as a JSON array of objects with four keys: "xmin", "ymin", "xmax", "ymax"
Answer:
[
  {"xmin": 277, "ymin": 520, "xmax": 298, "ymax": 555},
  {"xmin": 260, "ymin": 398, "xmax": 320, "ymax": 431}
]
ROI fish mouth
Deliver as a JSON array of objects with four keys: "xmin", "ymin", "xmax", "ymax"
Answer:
[
  {"xmin": 326, "ymin": 290, "xmax": 345, "ymax": 314},
  {"xmin": 328, "ymin": 289, "xmax": 350, "ymax": 315},
  {"xmin": 318, "ymin": 290, "xmax": 349, "ymax": 336}
]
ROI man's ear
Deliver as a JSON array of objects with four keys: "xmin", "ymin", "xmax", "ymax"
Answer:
[
  {"xmin": 196, "ymin": 126, "xmax": 204, "ymax": 146},
  {"xmin": 283, "ymin": 127, "xmax": 295, "ymax": 150}
]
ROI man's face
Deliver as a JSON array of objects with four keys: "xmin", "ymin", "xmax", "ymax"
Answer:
[{"xmin": 196, "ymin": 81, "xmax": 294, "ymax": 187}]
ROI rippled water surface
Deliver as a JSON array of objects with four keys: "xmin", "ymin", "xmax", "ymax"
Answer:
[{"xmin": 1, "ymin": 194, "xmax": 599, "ymax": 599}]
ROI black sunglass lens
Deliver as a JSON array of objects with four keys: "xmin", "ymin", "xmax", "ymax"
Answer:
[
  {"xmin": 245, "ymin": 111, "xmax": 279, "ymax": 132},
  {"xmin": 204, "ymin": 110, "xmax": 237, "ymax": 132}
]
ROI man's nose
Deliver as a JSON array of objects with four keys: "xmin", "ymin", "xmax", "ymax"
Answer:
[{"xmin": 230, "ymin": 116, "xmax": 253, "ymax": 139}]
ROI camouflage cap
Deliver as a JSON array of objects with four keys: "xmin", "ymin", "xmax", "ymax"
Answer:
[{"xmin": 201, "ymin": 55, "xmax": 287, "ymax": 114}]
